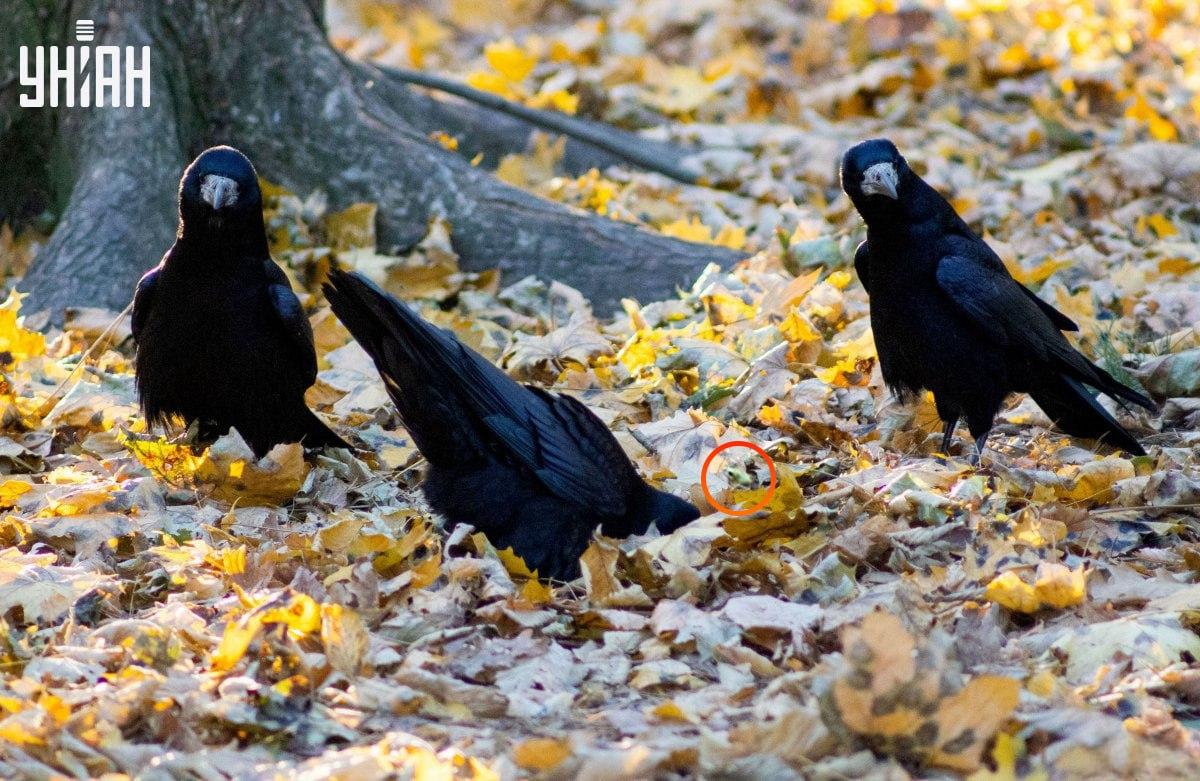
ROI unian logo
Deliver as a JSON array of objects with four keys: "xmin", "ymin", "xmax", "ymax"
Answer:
[{"xmin": 19, "ymin": 19, "xmax": 150, "ymax": 108}]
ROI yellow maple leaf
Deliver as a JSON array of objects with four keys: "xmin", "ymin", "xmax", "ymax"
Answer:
[
  {"xmin": 321, "ymin": 603, "xmax": 369, "ymax": 677},
  {"xmin": 931, "ymin": 676, "xmax": 1021, "ymax": 771},
  {"xmin": 660, "ymin": 216, "xmax": 712, "ymax": 243},
  {"xmin": 713, "ymin": 224, "xmax": 748, "ymax": 250},
  {"xmin": 205, "ymin": 545, "xmax": 246, "ymax": 576},
  {"xmin": 572, "ymin": 169, "xmax": 617, "ymax": 214},
  {"xmin": 828, "ymin": 0, "xmax": 898, "ymax": 23},
  {"xmin": 0, "ymin": 479, "xmax": 32, "ymax": 508},
  {"xmin": 194, "ymin": 436, "xmax": 310, "ymax": 506},
  {"xmin": 484, "ymin": 38, "xmax": 536, "ymax": 82},
  {"xmin": 617, "ymin": 335, "xmax": 658, "ymax": 374},
  {"xmin": 1026, "ymin": 670, "xmax": 1057, "ymax": 698},
  {"xmin": 1157, "ymin": 257, "xmax": 1194, "ymax": 276},
  {"xmin": 519, "ymin": 578, "xmax": 553, "ymax": 603},
  {"xmin": 1126, "ymin": 95, "xmax": 1177, "ymax": 141},
  {"xmin": 641, "ymin": 65, "xmax": 716, "ymax": 115},
  {"xmin": 495, "ymin": 544, "xmax": 538, "ymax": 579},
  {"xmin": 211, "ymin": 591, "xmax": 322, "ymax": 672},
  {"xmin": 324, "ymin": 202, "xmax": 377, "ymax": 251},
  {"xmin": 1004, "ymin": 256, "xmax": 1070, "ymax": 286},
  {"xmin": 528, "ymin": 88, "xmax": 578, "ymax": 114},
  {"xmin": 1143, "ymin": 212, "xmax": 1178, "ymax": 238},
  {"xmin": 986, "ymin": 564, "xmax": 1086, "ymax": 613},
  {"xmin": 0, "ymin": 718, "xmax": 44, "ymax": 746},
  {"xmin": 1059, "ymin": 457, "xmax": 1135, "ymax": 504},
  {"xmin": 466, "ymin": 70, "xmax": 518, "ymax": 99},
  {"xmin": 1034, "ymin": 562, "xmax": 1087, "ymax": 609},
  {"xmin": 651, "ymin": 700, "xmax": 693, "ymax": 722},
  {"xmin": 0, "ymin": 291, "xmax": 45, "ymax": 363},
  {"xmin": 410, "ymin": 11, "xmax": 450, "ymax": 53},
  {"xmin": 985, "ymin": 570, "xmax": 1040, "ymax": 613},
  {"xmin": 780, "ymin": 310, "xmax": 821, "ymax": 343}
]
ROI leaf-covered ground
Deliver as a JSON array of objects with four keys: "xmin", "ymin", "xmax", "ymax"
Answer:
[{"xmin": 2, "ymin": 0, "xmax": 1200, "ymax": 777}]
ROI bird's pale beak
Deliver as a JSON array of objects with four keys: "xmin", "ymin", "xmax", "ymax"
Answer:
[
  {"xmin": 200, "ymin": 174, "xmax": 239, "ymax": 210},
  {"xmin": 860, "ymin": 162, "xmax": 899, "ymax": 200}
]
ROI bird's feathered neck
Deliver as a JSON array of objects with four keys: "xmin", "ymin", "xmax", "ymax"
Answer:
[{"xmin": 175, "ymin": 211, "xmax": 270, "ymax": 265}]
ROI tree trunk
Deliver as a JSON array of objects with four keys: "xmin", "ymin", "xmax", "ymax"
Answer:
[{"xmin": 2, "ymin": 0, "xmax": 743, "ymax": 322}]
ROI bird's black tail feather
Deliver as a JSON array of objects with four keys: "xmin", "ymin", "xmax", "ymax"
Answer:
[
  {"xmin": 1080, "ymin": 362, "xmax": 1156, "ymax": 413},
  {"xmin": 1029, "ymin": 374, "xmax": 1147, "ymax": 456},
  {"xmin": 322, "ymin": 267, "xmax": 463, "ymax": 462}
]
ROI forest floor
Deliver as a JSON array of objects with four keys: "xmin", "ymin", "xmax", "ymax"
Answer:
[{"xmin": 1, "ymin": 0, "xmax": 1200, "ymax": 777}]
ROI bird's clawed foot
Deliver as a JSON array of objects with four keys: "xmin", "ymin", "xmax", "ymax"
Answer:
[{"xmin": 935, "ymin": 420, "xmax": 992, "ymax": 469}]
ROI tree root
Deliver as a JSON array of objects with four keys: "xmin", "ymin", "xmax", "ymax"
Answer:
[
  {"xmin": 14, "ymin": 0, "xmax": 743, "ymax": 320},
  {"xmin": 19, "ymin": 0, "xmax": 185, "ymax": 320},
  {"xmin": 374, "ymin": 64, "xmax": 702, "ymax": 183}
]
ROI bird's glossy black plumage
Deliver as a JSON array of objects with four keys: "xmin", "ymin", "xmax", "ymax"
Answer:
[
  {"xmin": 323, "ymin": 268, "xmax": 699, "ymax": 580},
  {"xmin": 842, "ymin": 138, "xmax": 1154, "ymax": 459},
  {"xmin": 133, "ymin": 146, "xmax": 348, "ymax": 456}
]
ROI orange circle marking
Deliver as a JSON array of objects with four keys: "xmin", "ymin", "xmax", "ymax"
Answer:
[{"xmin": 700, "ymin": 440, "xmax": 777, "ymax": 517}]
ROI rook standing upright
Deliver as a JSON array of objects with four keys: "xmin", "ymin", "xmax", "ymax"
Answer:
[
  {"xmin": 841, "ymin": 139, "xmax": 1154, "ymax": 460},
  {"xmin": 132, "ymin": 146, "xmax": 348, "ymax": 455}
]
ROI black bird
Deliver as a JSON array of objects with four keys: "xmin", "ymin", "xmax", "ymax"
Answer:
[
  {"xmin": 841, "ymin": 139, "xmax": 1154, "ymax": 460},
  {"xmin": 323, "ymin": 268, "xmax": 699, "ymax": 580},
  {"xmin": 132, "ymin": 146, "xmax": 348, "ymax": 456}
]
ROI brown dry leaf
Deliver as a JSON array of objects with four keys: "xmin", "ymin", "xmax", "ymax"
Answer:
[
  {"xmin": 324, "ymin": 202, "xmax": 378, "ymax": 250},
  {"xmin": 713, "ymin": 697, "xmax": 836, "ymax": 768},
  {"xmin": 720, "ymin": 465, "xmax": 807, "ymax": 546},
  {"xmin": 829, "ymin": 611, "xmax": 1019, "ymax": 772},
  {"xmin": 505, "ymin": 312, "xmax": 613, "ymax": 376},
  {"xmin": 580, "ymin": 538, "xmax": 652, "ymax": 608},
  {"xmin": 321, "ymin": 603, "xmax": 370, "ymax": 677},
  {"xmin": 1051, "ymin": 613, "xmax": 1200, "ymax": 684},
  {"xmin": 1135, "ymin": 349, "xmax": 1200, "ymax": 397},
  {"xmin": 721, "ymin": 595, "xmax": 821, "ymax": 655},
  {"xmin": 512, "ymin": 737, "xmax": 572, "ymax": 772},
  {"xmin": 0, "ymin": 551, "xmax": 112, "ymax": 624},
  {"xmin": 728, "ymin": 342, "xmax": 796, "ymax": 421},
  {"xmin": 25, "ymin": 513, "xmax": 133, "ymax": 558},
  {"xmin": 194, "ymin": 433, "xmax": 309, "ymax": 505}
]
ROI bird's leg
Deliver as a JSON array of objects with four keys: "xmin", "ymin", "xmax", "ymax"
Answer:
[
  {"xmin": 972, "ymin": 430, "xmax": 991, "ymax": 467},
  {"xmin": 940, "ymin": 418, "xmax": 958, "ymax": 456}
]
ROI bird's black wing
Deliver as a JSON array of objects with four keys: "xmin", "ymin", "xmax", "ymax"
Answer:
[
  {"xmin": 402, "ymin": 307, "xmax": 629, "ymax": 514},
  {"xmin": 854, "ymin": 241, "xmax": 870, "ymax": 291},
  {"xmin": 944, "ymin": 229, "xmax": 1077, "ymax": 332},
  {"xmin": 523, "ymin": 387, "xmax": 643, "ymax": 508},
  {"xmin": 935, "ymin": 254, "xmax": 1154, "ymax": 410},
  {"xmin": 935, "ymin": 253, "xmax": 1087, "ymax": 361},
  {"xmin": 263, "ymin": 260, "xmax": 318, "ymax": 387},
  {"xmin": 325, "ymin": 269, "xmax": 629, "ymax": 516},
  {"xmin": 131, "ymin": 266, "xmax": 160, "ymax": 342}
]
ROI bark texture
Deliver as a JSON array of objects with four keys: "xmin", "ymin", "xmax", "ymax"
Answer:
[{"xmin": 3, "ymin": 0, "xmax": 743, "ymax": 320}]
